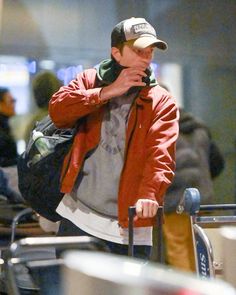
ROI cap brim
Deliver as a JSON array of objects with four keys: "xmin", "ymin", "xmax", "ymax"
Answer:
[{"xmin": 133, "ymin": 36, "xmax": 168, "ymax": 50}]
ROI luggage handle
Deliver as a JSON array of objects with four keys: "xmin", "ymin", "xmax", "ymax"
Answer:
[{"xmin": 128, "ymin": 205, "xmax": 164, "ymax": 263}]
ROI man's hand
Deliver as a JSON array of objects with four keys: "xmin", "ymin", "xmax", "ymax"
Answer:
[
  {"xmin": 134, "ymin": 199, "xmax": 159, "ymax": 220},
  {"xmin": 100, "ymin": 67, "xmax": 147, "ymax": 101}
]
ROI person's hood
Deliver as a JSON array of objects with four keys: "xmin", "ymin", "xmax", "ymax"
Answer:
[
  {"xmin": 95, "ymin": 58, "xmax": 157, "ymax": 86},
  {"xmin": 179, "ymin": 108, "xmax": 210, "ymax": 135}
]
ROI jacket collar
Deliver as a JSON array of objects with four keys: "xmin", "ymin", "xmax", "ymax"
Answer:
[{"xmin": 136, "ymin": 87, "xmax": 154, "ymax": 104}]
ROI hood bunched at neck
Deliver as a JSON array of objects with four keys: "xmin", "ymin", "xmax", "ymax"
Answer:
[
  {"xmin": 95, "ymin": 59, "xmax": 158, "ymax": 87},
  {"xmin": 179, "ymin": 108, "xmax": 211, "ymax": 136}
]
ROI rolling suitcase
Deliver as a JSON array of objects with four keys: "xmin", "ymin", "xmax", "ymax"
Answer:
[{"xmin": 128, "ymin": 205, "xmax": 164, "ymax": 263}]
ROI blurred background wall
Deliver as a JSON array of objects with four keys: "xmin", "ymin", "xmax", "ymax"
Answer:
[{"xmin": 0, "ymin": 0, "xmax": 235, "ymax": 203}]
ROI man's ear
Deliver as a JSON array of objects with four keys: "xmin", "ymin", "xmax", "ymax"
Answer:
[{"xmin": 111, "ymin": 47, "xmax": 122, "ymax": 63}]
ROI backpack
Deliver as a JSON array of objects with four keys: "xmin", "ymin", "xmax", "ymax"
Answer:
[{"xmin": 17, "ymin": 115, "xmax": 79, "ymax": 222}]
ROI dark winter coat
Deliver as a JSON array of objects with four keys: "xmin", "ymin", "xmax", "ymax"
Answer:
[
  {"xmin": 164, "ymin": 109, "xmax": 225, "ymax": 212},
  {"xmin": 0, "ymin": 114, "xmax": 18, "ymax": 167}
]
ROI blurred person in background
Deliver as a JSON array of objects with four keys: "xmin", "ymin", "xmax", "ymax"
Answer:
[
  {"xmin": 0, "ymin": 87, "xmax": 18, "ymax": 167},
  {"xmin": 24, "ymin": 71, "xmax": 62, "ymax": 143},
  {"xmin": 163, "ymin": 104, "xmax": 225, "ymax": 272},
  {"xmin": 0, "ymin": 87, "xmax": 24, "ymax": 204},
  {"xmin": 24, "ymin": 70, "xmax": 62, "ymax": 232}
]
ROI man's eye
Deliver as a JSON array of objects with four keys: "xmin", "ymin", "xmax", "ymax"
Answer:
[{"xmin": 134, "ymin": 49, "xmax": 142, "ymax": 55}]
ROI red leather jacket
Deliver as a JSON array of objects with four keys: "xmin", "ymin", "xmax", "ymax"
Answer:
[{"xmin": 49, "ymin": 69, "xmax": 179, "ymax": 227}]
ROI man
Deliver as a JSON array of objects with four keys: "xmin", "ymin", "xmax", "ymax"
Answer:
[
  {"xmin": 49, "ymin": 17, "xmax": 179, "ymax": 259},
  {"xmin": 0, "ymin": 87, "xmax": 18, "ymax": 167}
]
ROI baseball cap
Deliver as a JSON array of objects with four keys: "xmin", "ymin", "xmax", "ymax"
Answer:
[{"xmin": 111, "ymin": 17, "xmax": 168, "ymax": 50}]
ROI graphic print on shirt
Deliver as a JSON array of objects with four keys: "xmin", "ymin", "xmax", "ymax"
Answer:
[{"xmin": 100, "ymin": 96, "xmax": 134, "ymax": 156}]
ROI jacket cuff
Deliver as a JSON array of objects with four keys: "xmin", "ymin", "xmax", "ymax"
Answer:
[{"xmin": 83, "ymin": 88, "xmax": 108, "ymax": 105}]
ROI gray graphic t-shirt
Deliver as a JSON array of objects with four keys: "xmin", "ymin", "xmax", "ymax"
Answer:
[{"xmin": 71, "ymin": 93, "xmax": 136, "ymax": 218}]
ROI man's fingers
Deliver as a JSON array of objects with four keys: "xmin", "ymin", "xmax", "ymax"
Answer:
[
  {"xmin": 123, "ymin": 67, "xmax": 147, "ymax": 77},
  {"xmin": 120, "ymin": 68, "xmax": 147, "ymax": 84},
  {"xmin": 135, "ymin": 201, "xmax": 143, "ymax": 218},
  {"xmin": 151, "ymin": 202, "xmax": 158, "ymax": 216},
  {"xmin": 135, "ymin": 199, "xmax": 159, "ymax": 219},
  {"xmin": 142, "ymin": 203, "xmax": 150, "ymax": 218},
  {"xmin": 106, "ymin": 67, "xmax": 148, "ymax": 97}
]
